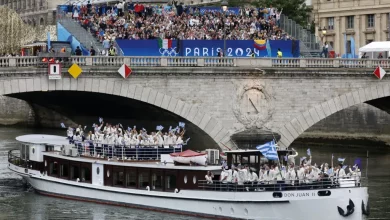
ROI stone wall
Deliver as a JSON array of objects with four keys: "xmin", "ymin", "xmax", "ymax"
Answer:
[{"xmin": 0, "ymin": 96, "xmax": 33, "ymax": 126}]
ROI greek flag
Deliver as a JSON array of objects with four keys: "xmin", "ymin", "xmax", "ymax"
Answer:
[
  {"xmin": 99, "ymin": 117, "xmax": 103, "ymax": 123},
  {"xmin": 338, "ymin": 158, "xmax": 346, "ymax": 163},
  {"xmin": 60, "ymin": 123, "xmax": 66, "ymax": 128},
  {"xmin": 179, "ymin": 122, "xmax": 185, "ymax": 128},
  {"xmin": 156, "ymin": 125, "xmax": 164, "ymax": 131},
  {"xmin": 256, "ymin": 140, "xmax": 279, "ymax": 161},
  {"xmin": 307, "ymin": 148, "xmax": 311, "ymax": 156},
  {"xmin": 127, "ymin": 127, "xmax": 131, "ymax": 131}
]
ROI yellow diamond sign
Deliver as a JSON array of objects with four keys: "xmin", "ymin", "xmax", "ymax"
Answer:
[{"xmin": 68, "ymin": 63, "xmax": 82, "ymax": 78}]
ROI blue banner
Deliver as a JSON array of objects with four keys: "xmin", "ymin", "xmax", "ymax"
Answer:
[
  {"xmin": 57, "ymin": 22, "xmax": 90, "ymax": 55},
  {"xmin": 116, "ymin": 39, "xmax": 300, "ymax": 58}
]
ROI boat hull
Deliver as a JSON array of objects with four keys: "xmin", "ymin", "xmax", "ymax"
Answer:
[{"xmin": 26, "ymin": 176, "xmax": 368, "ymax": 220}]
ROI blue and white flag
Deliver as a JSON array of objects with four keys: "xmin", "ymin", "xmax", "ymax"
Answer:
[
  {"xmin": 283, "ymin": 155, "xmax": 288, "ymax": 161},
  {"xmin": 156, "ymin": 125, "xmax": 164, "ymax": 131},
  {"xmin": 332, "ymin": 154, "xmax": 334, "ymax": 159},
  {"xmin": 327, "ymin": 168, "xmax": 333, "ymax": 175},
  {"xmin": 184, "ymin": 137, "xmax": 191, "ymax": 143},
  {"xmin": 179, "ymin": 122, "xmax": 185, "ymax": 128},
  {"xmin": 307, "ymin": 148, "xmax": 311, "ymax": 156},
  {"xmin": 127, "ymin": 127, "xmax": 131, "ymax": 131},
  {"xmin": 168, "ymin": 126, "xmax": 172, "ymax": 131},
  {"xmin": 338, "ymin": 158, "xmax": 346, "ymax": 163},
  {"xmin": 300, "ymin": 157, "xmax": 307, "ymax": 163},
  {"xmin": 256, "ymin": 140, "xmax": 278, "ymax": 161},
  {"xmin": 92, "ymin": 123, "xmax": 96, "ymax": 128},
  {"xmin": 60, "ymin": 123, "xmax": 66, "ymax": 128},
  {"xmin": 99, "ymin": 117, "xmax": 103, "ymax": 123}
]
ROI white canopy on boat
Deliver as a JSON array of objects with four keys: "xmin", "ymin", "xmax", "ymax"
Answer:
[{"xmin": 16, "ymin": 134, "xmax": 69, "ymax": 146}]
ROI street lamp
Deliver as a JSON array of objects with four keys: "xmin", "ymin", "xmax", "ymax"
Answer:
[{"xmin": 221, "ymin": 0, "xmax": 228, "ymax": 56}]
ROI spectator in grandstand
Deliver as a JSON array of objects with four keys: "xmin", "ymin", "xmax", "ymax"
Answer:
[
  {"xmin": 90, "ymin": 46, "xmax": 96, "ymax": 56},
  {"xmin": 75, "ymin": 46, "xmax": 82, "ymax": 56},
  {"xmin": 71, "ymin": 2, "xmax": 289, "ymax": 42}
]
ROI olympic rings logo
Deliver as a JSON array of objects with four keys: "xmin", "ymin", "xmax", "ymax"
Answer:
[{"xmin": 159, "ymin": 47, "xmax": 179, "ymax": 56}]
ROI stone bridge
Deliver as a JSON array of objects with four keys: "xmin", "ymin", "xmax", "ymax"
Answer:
[{"xmin": 1, "ymin": 56, "xmax": 390, "ymax": 151}]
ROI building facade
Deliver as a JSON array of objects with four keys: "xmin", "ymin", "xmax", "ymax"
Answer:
[
  {"xmin": 312, "ymin": 0, "xmax": 390, "ymax": 56},
  {"xmin": 0, "ymin": 0, "xmax": 65, "ymax": 25}
]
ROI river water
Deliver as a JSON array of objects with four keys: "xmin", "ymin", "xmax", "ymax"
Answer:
[{"xmin": 0, "ymin": 127, "xmax": 389, "ymax": 220}]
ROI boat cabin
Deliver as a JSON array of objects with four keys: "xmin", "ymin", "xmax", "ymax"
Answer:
[{"xmin": 8, "ymin": 135, "xmax": 221, "ymax": 192}]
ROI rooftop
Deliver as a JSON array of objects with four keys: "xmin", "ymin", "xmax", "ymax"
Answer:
[{"xmin": 16, "ymin": 134, "xmax": 69, "ymax": 146}]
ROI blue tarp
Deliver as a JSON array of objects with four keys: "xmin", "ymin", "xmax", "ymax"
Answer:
[
  {"xmin": 116, "ymin": 39, "xmax": 300, "ymax": 57},
  {"xmin": 57, "ymin": 22, "xmax": 90, "ymax": 55}
]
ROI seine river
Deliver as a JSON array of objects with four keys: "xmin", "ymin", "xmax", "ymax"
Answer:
[{"xmin": 0, "ymin": 127, "xmax": 389, "ymax": 220}]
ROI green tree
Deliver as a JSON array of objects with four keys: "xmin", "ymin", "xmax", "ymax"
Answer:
[{"xmin": 239, "ymin": 0, "xmax": 312, "ymax": 28}]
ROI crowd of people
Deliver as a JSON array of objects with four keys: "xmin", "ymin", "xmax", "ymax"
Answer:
[
  {"xmin": 67, "ymin": 1, "xmax": 291, "ymax": 43},
  {"xmin": 65, "ymin": 119, "xmax": 188, "ymax": 158},
  {"xmin": 205, "ymin": 149, "xmax": 361, "ymax": 190}
]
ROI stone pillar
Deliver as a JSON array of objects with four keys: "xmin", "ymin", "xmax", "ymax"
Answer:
[
  {"xmin": 335, "ymin": 16, "xmax": 340, "ymax": 56},
  {"xmin": 361, "ymin": 15, "xmax": 367, "ymax": 45},
  {"xmin": 381, "ymin": 13, "xmax": 387, "ymax": 41},
  {"xmin": 340, "ymin": 16, "xmax": 346, "ymax": 55},
  {"xmin": 375, "ymin": 13, "xmax": 381, "ymax": 41},
  {"xmin": 355, "ymin": 15, "xmax": 360, "ymax": 55}
]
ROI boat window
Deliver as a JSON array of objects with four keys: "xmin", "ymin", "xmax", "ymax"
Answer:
[
  {"xmin": 184, "ymin": 175, "xmax": 188, "ymax": 184},
  {"xmin": 60, "ymin": 164, "xmax": 69, "ymax": 178},
  {"xmin": 138, "ymin": 171, "xmax": 150, "ymax": 188},
  {"xmin": 318, "ymin": 190, "xmax": 331, "ymax": 196},
  {"xmin": 273, "ymin": 192, "xmax": 283, "ymax": 198},
  {"xmin": 165, "ymin": 173, "xmax": 177, "ymax": 191},
  {"xmin": 126, "ymin": 170, "xmax": 137, "ymax": 188},
  {"xmin": 81, "ymin": 167, "xmax": 91, "ymax": 182},
  {"xmin": 96, "ymin": 167, "xmax": 100, "ymax": 175},
  {"xmin": 107, "ymin": 170, "xmax": 110, "ymax": 178},
  {"xmin": 49, "ymin": 162, "xmax": 58, "ymax": 176},
  {"xmin": 44, "ymin": 160, "xmax": 47, "ymax": 167},
  {"xmin": 152, "ymin": 172, "xmax": 163, "ymax": 190},
  {"xmin": 70, "ymin": 165, "xmax": 80, "ymax": 180},
  {"xmin": 113, "ymin": 171, "xmax": 124, "ymax": 186},
  {"xmin": 193, "ymin": 176, "xmax": 197, "ymax": 184}
]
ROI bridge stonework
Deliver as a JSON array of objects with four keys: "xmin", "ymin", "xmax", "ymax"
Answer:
[{"xmin": 0, "ymin": 63, "xmax": 389, "ymax": 150}]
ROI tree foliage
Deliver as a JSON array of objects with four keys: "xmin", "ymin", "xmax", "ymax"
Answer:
[{"xmin": 230, "ymin": 0, "xmax": 312, "ymax": 28}]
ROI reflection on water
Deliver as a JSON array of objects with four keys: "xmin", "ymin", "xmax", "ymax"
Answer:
[{"xmin": 0, "ymin": 128, "xmax": 389, "ymax": 220}]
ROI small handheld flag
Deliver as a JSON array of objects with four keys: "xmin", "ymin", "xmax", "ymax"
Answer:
[
  {"xmin": 99, "ymin": 117, "xmax": 103, "ymax": 123},
  {"xmin": 338, "ymin": 158, "xmax": 346, "ymax": 163},
  {"xmin": 300, "ymin": 157, "xmax": 307, "ymax": 163},
  {"xmin": 156, "ymin": 125, "xmax": 164, "ymax": 131},
  {"xmin": 179, "ymin": 122, "xmax": 185, "ymax": 128},
  {"xmin": 60, "ymin": 123, "xmax": 66, "ymax": 128},
  {"xmin": 342, "ymin": 165, "xmax": 348, "ymax": 170},
  {"xmin": 184, "ymin": 137, "xmax": 191, "ymax": 144},
  {"xmin": 373, "ymin": 66, "xmax": 386, "ymax": 80},
  {"xmin": 92, "ymin": 123, "xmax": 96, "ymax": 128},
  {"xmin": 127, "ymin": 127, "xmax": 131, "ymax": 131},
  {"xmin": 307, "ymin": 148, "xmax": 311, "ymax": 156},
  {"xmin": 283, "ymin": 155, "xmax": 288, "ymax": 162}
]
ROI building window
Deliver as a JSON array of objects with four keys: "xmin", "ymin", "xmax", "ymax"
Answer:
[
  {"xmin": 327, "ymin": 17, "xmax": 334, "ymax": 30},
  {"xmin": 367, "ymin": 14, "xmax": 375, "ymax": 28},
  {"xmin": 347, "ymin": 16, "xmax": 354, "ymax": 29},
  {"xmin": 347, "ymin": 40, "xmax": 351, "ymax": 53}
]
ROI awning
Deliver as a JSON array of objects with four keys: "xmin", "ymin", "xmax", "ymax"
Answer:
[
  {"xmin": 22, "ymin": 42, "xmax": 47, "ymax": 47},
  {"xmin": 359, "ymin": 41, "xmax": 390, "ymax": 53}
]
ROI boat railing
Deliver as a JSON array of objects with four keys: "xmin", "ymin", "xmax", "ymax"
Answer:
[
  {"xmin": 197, "ymin": 177, "xmax": 361, "ymax": 192},
  {"xmin": 8, "ymin": 149, "xmax": 25, "ymax": 167},
  {"xmin": 72, "ymin": 141, "xmax": 183, "ymax": 161}
]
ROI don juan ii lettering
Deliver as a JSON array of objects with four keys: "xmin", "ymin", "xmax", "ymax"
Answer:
[
  {"xmin": 185, "ymin": 48, "xmax": 261, "ymax": 57},
  {"xmin": 283, "ymin": 192, "xmax": 316, "ymax": 197}
]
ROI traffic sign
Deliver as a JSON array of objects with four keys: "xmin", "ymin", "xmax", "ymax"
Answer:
[
  {"xmin": 48, "ymin": 63, "xmax": 61, "ymax": 80},
  {"xmin": 68, "ymin": 63, "xmax": 82, "ymax": 79},
  {"xmin": 118, "ymin": 64, "xmax": 132, "ymax": 79}
]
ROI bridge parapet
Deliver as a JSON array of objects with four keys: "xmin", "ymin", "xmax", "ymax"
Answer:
[{"xmin": 0, "ymin": 56, "xmax": 389, "ymax": 69}]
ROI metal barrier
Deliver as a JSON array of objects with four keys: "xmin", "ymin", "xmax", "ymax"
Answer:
[
  {"xmin": 73, "ymin": 141, "xmax": 183, "ymax": 161},
  {"xmin": 8, "ymin": 150, "xmax": 25, "ymax": 167},
  {"xmin": 198, "ymin": 177, "xmax": 361, "ymax": 192}
]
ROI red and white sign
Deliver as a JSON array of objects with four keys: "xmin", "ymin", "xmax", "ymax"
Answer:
[
  {"xmin": 373, "ymin": 66, "xmax": 386, "ymax": 80},
  {"xmin": 48, "ymin": 63, "xmax": 61, "ymax": 80},
  {"xmin": 118, "ymin": 64, "xmax": 132, "ymax": 79}
]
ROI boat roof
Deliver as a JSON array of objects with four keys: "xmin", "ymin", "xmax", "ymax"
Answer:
[
  {"xmin": 43, "ymin": 152, "xmax": 222, "ymax": 171},
  {"xmin": 16, "ymin": 135, "xmax": 69, "ymax": 146}
]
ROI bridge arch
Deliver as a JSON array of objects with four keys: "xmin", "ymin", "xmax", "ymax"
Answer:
[
  {"xmin": 0, "ymin": 77, "xmax": 233, "ymax": 151},
  {"xmin": 277, "ymin": 83, "xmax": 390, "ymax": 148}
]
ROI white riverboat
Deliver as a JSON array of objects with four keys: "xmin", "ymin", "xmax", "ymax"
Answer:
[{"xmin": 8, "ymin": 135, "xmax": 369, "ymax": 220}]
